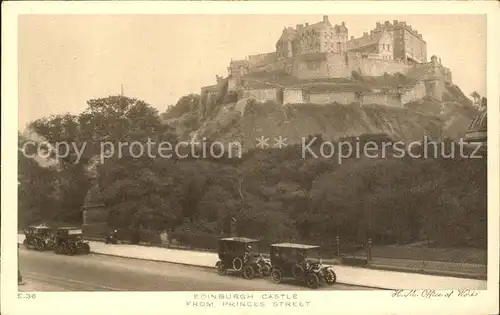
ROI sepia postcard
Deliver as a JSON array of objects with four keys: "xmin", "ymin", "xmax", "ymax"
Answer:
[{"xmin": 1, "ymin": 1, "xmax": 499, "ymax": 315}]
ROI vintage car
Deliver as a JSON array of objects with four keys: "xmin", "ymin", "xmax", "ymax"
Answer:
[
  {"xmin": 53, "ymin": 227, "xmax": 91, "ymax": 255},
  {"xmin": 269, "ymin": 243, "xmax": 337, "ymax": 289},
  {"xmin": 23, "ymin": 224, "xmax": 54, "ymax": 251},
  {"xmin": 215, "ymin": 237, "xmax": 272, "ymax": 279}
]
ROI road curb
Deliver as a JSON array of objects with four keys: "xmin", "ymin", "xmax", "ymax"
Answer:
[
  {"xmin": 90, "ymin": 251, "xmax": 389, "ymax": 290},
  {"xmin": 366, "ymin": 264, "xmax": 487, "ymax": 281}
]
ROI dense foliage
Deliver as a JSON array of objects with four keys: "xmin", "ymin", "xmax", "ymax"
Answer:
[{"xmin": 19, "ymin": 95, "xmax": 487, "ymax": 249}]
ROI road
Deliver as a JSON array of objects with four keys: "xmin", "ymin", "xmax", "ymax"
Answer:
[{"xmin": 18, "ymin": 249, "xmax": 371, "ymax": 291}]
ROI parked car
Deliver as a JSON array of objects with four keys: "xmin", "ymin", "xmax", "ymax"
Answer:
[
  {"xmin": 53, "ymin": 227, "xmax": 90, "ymax": 255},
  {"xmin": 23, "ymin": 224, "xmax": 54, "ymax": 251},
  {"xmin": 269, "ymin": 243, "xmax": 337, "ymax": 289},
  {"xmin": 215, "ymin": 237, "xmax": 271, "ymax": 279}
]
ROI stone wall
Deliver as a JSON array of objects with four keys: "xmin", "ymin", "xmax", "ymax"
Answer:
[
  {"xmin": 309, "ymin": 91, "xmax": 357, "ymax": 104},
  {"xmin": 242, "ymin": 88, "xmax": 280, "ymax": 103},
  {"xmin": 401, "ymin": 81, "xmax": 427, "ymax": 104},
  {"xmin": 283, "ymin": 88, "xmax": 304, "ymax": 104},
  {"xmin": 292, "ymin": 53, "xmax": 332, "ymax": 79},
  {"xmin": 355, "ymin": 57, "xmax": 409, "ymax": 76},
  {"xmin": 404, "ymin": 29, "xmax": 427, "ymax": 63},
  {"xmin": 362, "ymin": 93, "xmax": 401, "ymax": 107},
  {"xmin": 424, "ymin": 78, "xmax": 445, "ymax": 101},
  {"xmin": 292, "ymin": 53, "xmax": 410, "ymax": 79},
  {"xmin": 247, "ymin": 52, "xmax": 278, "ymax": 67}
]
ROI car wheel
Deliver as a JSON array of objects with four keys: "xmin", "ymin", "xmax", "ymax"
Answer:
[
  {"xmin": 242, "ymin": 265, "xmax": 255, "ymax": 280},
  {"xmin": 83, "ymin": 243, "xmax": 90, "ymax": 254},
  {"xmin": 305, "ymin": 273, "xmax": 320, "ymax": 289},
  {"xmin": 23, "ymin": 239, "xmax": 28, "ymax": 247},
  {"xmin": 324, "ymin": 269, "xmax": 337, "ymax": 285},
  {"xmin": 35, "ymin": 240, "xmax": 45, "ymax": 251},
  {"xmin": 67, "ymin": 244, "xmax": 77, "ymax": 256},
  {"xmin": 260, "ymin": 263, "xmax": 271, "ymax": 277},
  {"xmin": 232, "ymin": 257, "xmax": 243, "ymax": 271},
  {"xmin": 59, "ymin": 243, "xmax": 67, "ymax": 255},
  {"xmin": 216, "ymin": 261, "xmax": 227, "ymax": 276},
  {"xmin": 271, "ymin": 269, "xmax": 282, "ymax": 284}
]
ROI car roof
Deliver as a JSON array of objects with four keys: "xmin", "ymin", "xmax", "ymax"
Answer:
[
  {"xmin": 219, "ymin": 237, "xmax": 260, "ymax": 243},
  {"xmin": 270, "ymin": 243, "xmax": 320, "ymax": 249},
  {"xmin": 28, "ymin": 224, "xmax": 51, "ymax": 229},
  {"xmin": 57, "ymin": 227, "xmax": 81, "ymax": 230}
]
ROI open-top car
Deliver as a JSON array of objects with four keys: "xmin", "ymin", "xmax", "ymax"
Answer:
[
  {"xmin": 23, "ymin": 224, "xmax": 54, "ymax": 251},
  {"xmin": 215, "ymin": 237, "xmax": 272, "ymax": 279},
  {"xmin": 269, "ymin": 243, "xmax": 337, "ymax": 289},
  {"xmin": 53, "ymin": 227, "xmax": 91, "ymax": 255}
]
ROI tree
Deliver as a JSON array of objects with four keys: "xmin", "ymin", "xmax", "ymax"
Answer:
[
  {"xmin": 470, "ymin": 91, "xmax": 481, "ymax": 108},
  {"xmin": 161, "ymin": 94, "xmax": 201, "ymax": 120},
  {"xmin": 480, "ymin": 97, "xmax": 487, "ymax": 110},
  {"xmin": 18, "ymin": 133, "xmax": 60, "ymax": 227},
  {"xmin": 25, "ymin": 95, "xmax": 175, "ymax": 227}
]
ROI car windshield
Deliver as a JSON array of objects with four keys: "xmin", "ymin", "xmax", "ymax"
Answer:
[{"xmin": 305, "ymin": 248, "xmax": 322, "ymax": 262}]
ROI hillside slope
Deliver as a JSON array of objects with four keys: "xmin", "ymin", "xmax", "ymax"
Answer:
[{"xmin": 164, "ymin": 74, "xmax": 478, "ymax": 150}]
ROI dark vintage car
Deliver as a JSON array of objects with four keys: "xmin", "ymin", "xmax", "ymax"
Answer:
[
  {"xmin": 215, "ymin": 237, "xmax": 272, "ymax": 279},
  {"xmin": 53, "ymin": 227, "xmax": 91, "ymax": 255},
  {"xmin": 269, "ymin": 243, "xmax": 337, "ymax": 289},
  {"xmin": 23, "ymin": 224, "xmax": 54, "ymax": 251}
]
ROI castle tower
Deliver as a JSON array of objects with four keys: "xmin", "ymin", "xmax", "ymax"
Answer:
[{"xmin": 423, "ymin": 55, "xmax": 444, "ymax": 100}]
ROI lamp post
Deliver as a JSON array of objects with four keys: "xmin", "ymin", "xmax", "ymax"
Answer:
[
  {"xmin": 367, "ymin": 238, "xmax": 372, "ymax": 262},
  {"xmin": 230, "ymin": 217, "xmax": 237, "ymax": 237},
  {"xmin": 336, "ymin": 236, "xmax": 340, "ymax": 257}
]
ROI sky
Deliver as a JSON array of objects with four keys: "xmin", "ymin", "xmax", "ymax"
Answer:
[{"xmin": 18, "ymin": 14, "xmax": 486, "ymax": 129}]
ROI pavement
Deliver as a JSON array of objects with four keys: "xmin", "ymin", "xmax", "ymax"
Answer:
[
  {"xmin": 18, "ymin": 249, "xmax": 365, "ymax": 291},
  {"xmin": 17, "ymin": 234, "xmax": 487, "ymax": 290}
]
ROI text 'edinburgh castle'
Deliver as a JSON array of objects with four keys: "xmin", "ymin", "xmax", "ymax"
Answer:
[{"xmin": 200, "ymin": 17, "xmax": 454, "ymax": 112}]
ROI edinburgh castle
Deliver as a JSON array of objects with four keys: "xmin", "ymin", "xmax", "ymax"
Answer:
[{"xmin": 200, "ymin": 17, "xmax": 454, "ymax": 111}]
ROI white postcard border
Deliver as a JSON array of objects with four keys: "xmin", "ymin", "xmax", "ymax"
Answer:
[{"xmin": 1, "ymin": 2, "xmax": 499, "ymax": 315}]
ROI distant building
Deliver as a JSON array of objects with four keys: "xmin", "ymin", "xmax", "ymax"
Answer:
[
  {"xmin": 465, "ymin": 110, "xmax": 487, "ymax": 145},
  {"xmin": 348, "ymin": 20, "xmax": 427, "ymax": 63}
]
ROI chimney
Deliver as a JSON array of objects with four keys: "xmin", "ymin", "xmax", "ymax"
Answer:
[
  {"xmin": 363, "ymin": 32, "xmax": 368, "ymax": 36},
  {"xmin": 305, "ymin": 23, "xmax": 309, "ymax": 27},
  {"xmin": 385, "ymin": 21, "xmax": 390, "ymax": 26},
  {"xmin": 351, "ymin": 36, "xmax": 354, "ymax": 40},
  {"xmin": 376, "ymin": 22, "xmax": 382, "ymax": 29},
  {"xmin": 393, "ymin": 20, "xmax": 398, "ymax": 25},
  {"xmin": 297, "ymin": 24, "xmax": 303, "ymax": 29},
  {"xmin": 439, "ymin": 58, "xmax": 442, "ymax": 64},
  {"xmin": 342, "ymin": 21, "xmax": 345, "ymax": 26},
  {"xmin": 323, "ymin": 15, "xmax": 329, "ymax": 23}
]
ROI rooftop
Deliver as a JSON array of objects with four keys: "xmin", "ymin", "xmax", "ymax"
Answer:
[
  {"xmin": 348, "ymin": 32, "xmax": 384, "ymax": 50},
  {"xmin": 219, "ymin": 237, "xmax": 260, "ymax": 243},
  {"xmin": 270, "ymin": 243, "xmax": 320, "ymax": 249},
  {"xmin": 465, "ymin": 111, "xmax": 487, "ymax": 143}
]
